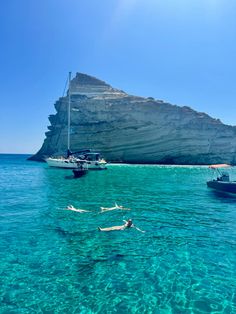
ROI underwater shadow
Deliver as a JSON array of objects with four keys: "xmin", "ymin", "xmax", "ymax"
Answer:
[
  {"xmin": 209, "ymin": 190, "xmax": 236, "ymax": 203},
  {"xmin": 64, "ymin": 175, "xmax": 88, "ymax": 180},
  {"xmin": 64, "ymin": 175, "xmax": 76, "ymax": 180}
]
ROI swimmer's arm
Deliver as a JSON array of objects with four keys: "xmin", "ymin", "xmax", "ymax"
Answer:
[
  {"xmin": 66, "ymin": 205, "xmax": 74, "ymax": 210},
  {"xmin": 132, "ymin": 224, "xmax": 146, "ymax": 233},
  {"xmin": 66, "ymin": 206, "xmax": 90, "ymax": 213}
]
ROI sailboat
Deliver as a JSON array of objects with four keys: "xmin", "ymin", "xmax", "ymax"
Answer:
[{"xmin": 45, "ymin": 72, "xmax": 107, "ymax": 170}]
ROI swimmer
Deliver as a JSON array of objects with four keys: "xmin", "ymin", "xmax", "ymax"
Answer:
[
  {"xmin": 100, "ymin": 203, "xmax": 131, "ymax": 213},
  {"xmin": 66, "ymin": 205, "xmax": 90, "ymax": 213},
  {"xmin": 98, "ymin": 219, "xmax": 133, "ymax": 231},
  {"xmin": 98, "ymin": 219, "xmax": 145, "ymax": 233}
]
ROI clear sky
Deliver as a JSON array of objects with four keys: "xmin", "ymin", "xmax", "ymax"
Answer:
[{"xmin": 0, "ymin": 0, "xmax": 236, "ymax": 153}]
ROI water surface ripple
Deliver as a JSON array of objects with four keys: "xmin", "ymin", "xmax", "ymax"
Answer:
[{"xmin": 0, "ymin": 155, "xmax": 235, "ymax": 313}]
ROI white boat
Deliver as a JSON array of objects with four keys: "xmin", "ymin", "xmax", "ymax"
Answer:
[
  {"xmin": 46, "ymin": 154, "xmax": 107, "ymax": 170},
  {"xmin": 45, "ymin": 72, "xmax": 78, "ymax": 168},
  {"xmin": 83, "ymin": 152, "xmax": 107, "ymax": 170},
  {"xmin": 46, "ymin": 156, "xmax": 79, "ymax": 169},
  {"xmin": 45, "ymin": 72, "xmax": 107, "ymax": 170},
  {"xmin": 46, "ymin": 152, "xmax": 107, "ymax": 170}
]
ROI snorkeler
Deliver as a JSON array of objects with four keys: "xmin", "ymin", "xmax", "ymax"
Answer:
[
  {"xmin": 98, "ymin": 219, "xmax": 145, "ymax": 233},
  {"xmin": 100, "ymin": 203, "xmax": 131, "ymax": 213},
  {"xmin": 66, "ymin": 205, "xmax": 90, "ymax": 213}
]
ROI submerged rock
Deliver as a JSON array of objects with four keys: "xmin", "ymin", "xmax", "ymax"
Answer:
[{"xmin": 29, "ymin": 73, "xmax": 236, "ymax": 165}]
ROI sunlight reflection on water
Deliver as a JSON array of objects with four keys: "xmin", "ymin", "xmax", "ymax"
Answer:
[{"xmin": 0, "ymin": 155, "xmax": 235, "ymax": 313}]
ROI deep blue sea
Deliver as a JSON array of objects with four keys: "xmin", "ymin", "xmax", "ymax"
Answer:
[{"xmin": 0, "ymin": 154, "xmax": 236, "ymax": 313}]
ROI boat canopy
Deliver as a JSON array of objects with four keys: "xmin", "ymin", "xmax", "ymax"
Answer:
[
  {"xmin": 209, "ymin": 164, "xmax": 231, "ymax": 169},
  {"xmin": 67, "ymin": 149, "xmax": 91, "ymax": 157}
]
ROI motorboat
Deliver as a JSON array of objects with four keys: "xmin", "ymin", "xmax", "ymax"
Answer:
[
  {"xmin": 73, "ymin": 169, "xmax": 87, "ymax": 178},
  {"xmin": 81, "ymin": 152, "xmax": 107, "ymax": 170},
  {"xmin": 207, "ymin": 164, "xmax": 236, "ymax": 194},
  {"xmin": 72, "ymin": 161, "xmax": 88, "ymax": 178}
]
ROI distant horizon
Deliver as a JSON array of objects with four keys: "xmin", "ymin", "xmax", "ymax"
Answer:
[{"xmin": 0, "ymin": 153, "xmax": 34, "ymax": 155}]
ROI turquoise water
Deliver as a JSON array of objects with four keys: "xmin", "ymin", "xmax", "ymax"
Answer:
[{"xmin": 0, "ymin": 154, "xmax": 236, "ymax": 313}]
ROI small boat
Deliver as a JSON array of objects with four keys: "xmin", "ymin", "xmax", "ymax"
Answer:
[
  {"xmin": 207, "ymin": 164, "xmax": 236, "ymax": 194},
  {"xmin": 72, "ymin": 161, "xmax": 88, "ymax": 178},
  {"xmin": 82, "ymin": 152, "xmax": 107, "ymax": 170},
  {"xmin": 73, "ymin": 169, "xmax": 88, "ymax": 178}
]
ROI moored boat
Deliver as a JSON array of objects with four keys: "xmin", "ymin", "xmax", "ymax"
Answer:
[
  {"xmin": 46, "ymin": 156, "xmax": 79, "ymax": 169},
  {"xmin": 82, "ymin": 152, "xmax": 107, "ymax": 170},
  {"xmin": 45, "ymin": 72, "xmax": 107, "ymax": 170},
  {"xmin": 73, "ymin": 168, "xmax": 88, "ymax": 178},
  {"xmin": 46, "ymin": 151, "xmax": 107, "ymax": 170},
  {"xmin": 45, "ymin": 72, "xmax": 76, "ymax": 168},
  {"xmin": 72, "ymin": 161, "xmax": 88, "ymax": 178},
  {"xmin": 207, "ymin": 180, "xmax": 236, "ymax": 194},
  {"xmin": 207, "ymin": 164, "xmax": 236, "ymax": 194}
]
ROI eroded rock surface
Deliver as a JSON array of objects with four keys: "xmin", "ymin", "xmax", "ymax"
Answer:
[{"xmin": 30, "ymin": 73, "xmax": 236, "ymax": 164}]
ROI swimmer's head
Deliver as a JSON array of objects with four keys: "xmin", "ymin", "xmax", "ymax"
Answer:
[{"xmin": 127, "ymin": 219, "xmax": 133, "ymax": 227}]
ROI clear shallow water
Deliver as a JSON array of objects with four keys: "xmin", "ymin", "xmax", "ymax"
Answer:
[{"xmin": 0, "ymin": 154, "xmax": 236, "ymax": 313}]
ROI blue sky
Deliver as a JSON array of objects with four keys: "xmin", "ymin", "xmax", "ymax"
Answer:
[{"xmin": 0, "ymin": 0, "xmax": 236, "ymax": 153}]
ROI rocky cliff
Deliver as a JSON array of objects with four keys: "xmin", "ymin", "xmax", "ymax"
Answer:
[{"xmin": 29, "ymin": 73, "xmax": 236, "ymax": 164}]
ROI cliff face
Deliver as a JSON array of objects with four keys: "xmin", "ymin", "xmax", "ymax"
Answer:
[{"xmin": 30, "ymin": 72, "xmax": 236, "ymax": 164}]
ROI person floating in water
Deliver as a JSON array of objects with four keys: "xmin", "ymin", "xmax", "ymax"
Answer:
[
  {"xmin": 66, "ymin": 205, "xmax": 90, "ymax": 213},
  {"xmin": 100, "ymin": 203, "xmax": 131, "ymax": 213},
  {"xmin": 98, "ymin": 219, "xmax": 145, "ymax": 232}
]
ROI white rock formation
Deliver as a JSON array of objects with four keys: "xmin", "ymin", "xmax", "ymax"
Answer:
[{"xmin": 30, "ymin": 73, "xmax": 236, "ymax": 164}]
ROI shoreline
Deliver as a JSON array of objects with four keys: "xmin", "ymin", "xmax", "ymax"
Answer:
[{"xmin": 0, "ymin": 154, "xmax": 217, "ymax": 167}]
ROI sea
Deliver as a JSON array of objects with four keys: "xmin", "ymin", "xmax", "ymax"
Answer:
[{"xmin": 0, "ymin": 154, "xmax": 235, "ymax": 313}]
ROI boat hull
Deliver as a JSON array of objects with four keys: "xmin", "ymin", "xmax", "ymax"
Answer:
[
  {"xmin": 45, "ymin": 158, "xmax": 78, "ymax": 169},
  {"xmin": 73, "ymin": 169, "xmax": 88, "ymax": 178},
  {"xmin": 46, "ymin": 158, "xmax": 107, "ymax": 170},
  {"xmin": 86, "ymin": 161, "xmax": 107, "ymax": 170},
  {"xmin": 207, "ymin": 180, "xmax": 236, "ymax": 194}
]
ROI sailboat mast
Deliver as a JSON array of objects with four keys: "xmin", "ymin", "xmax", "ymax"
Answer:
[{"xmin": 67, "ymin": 72, "xmax": 72, "ymax": 151}]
